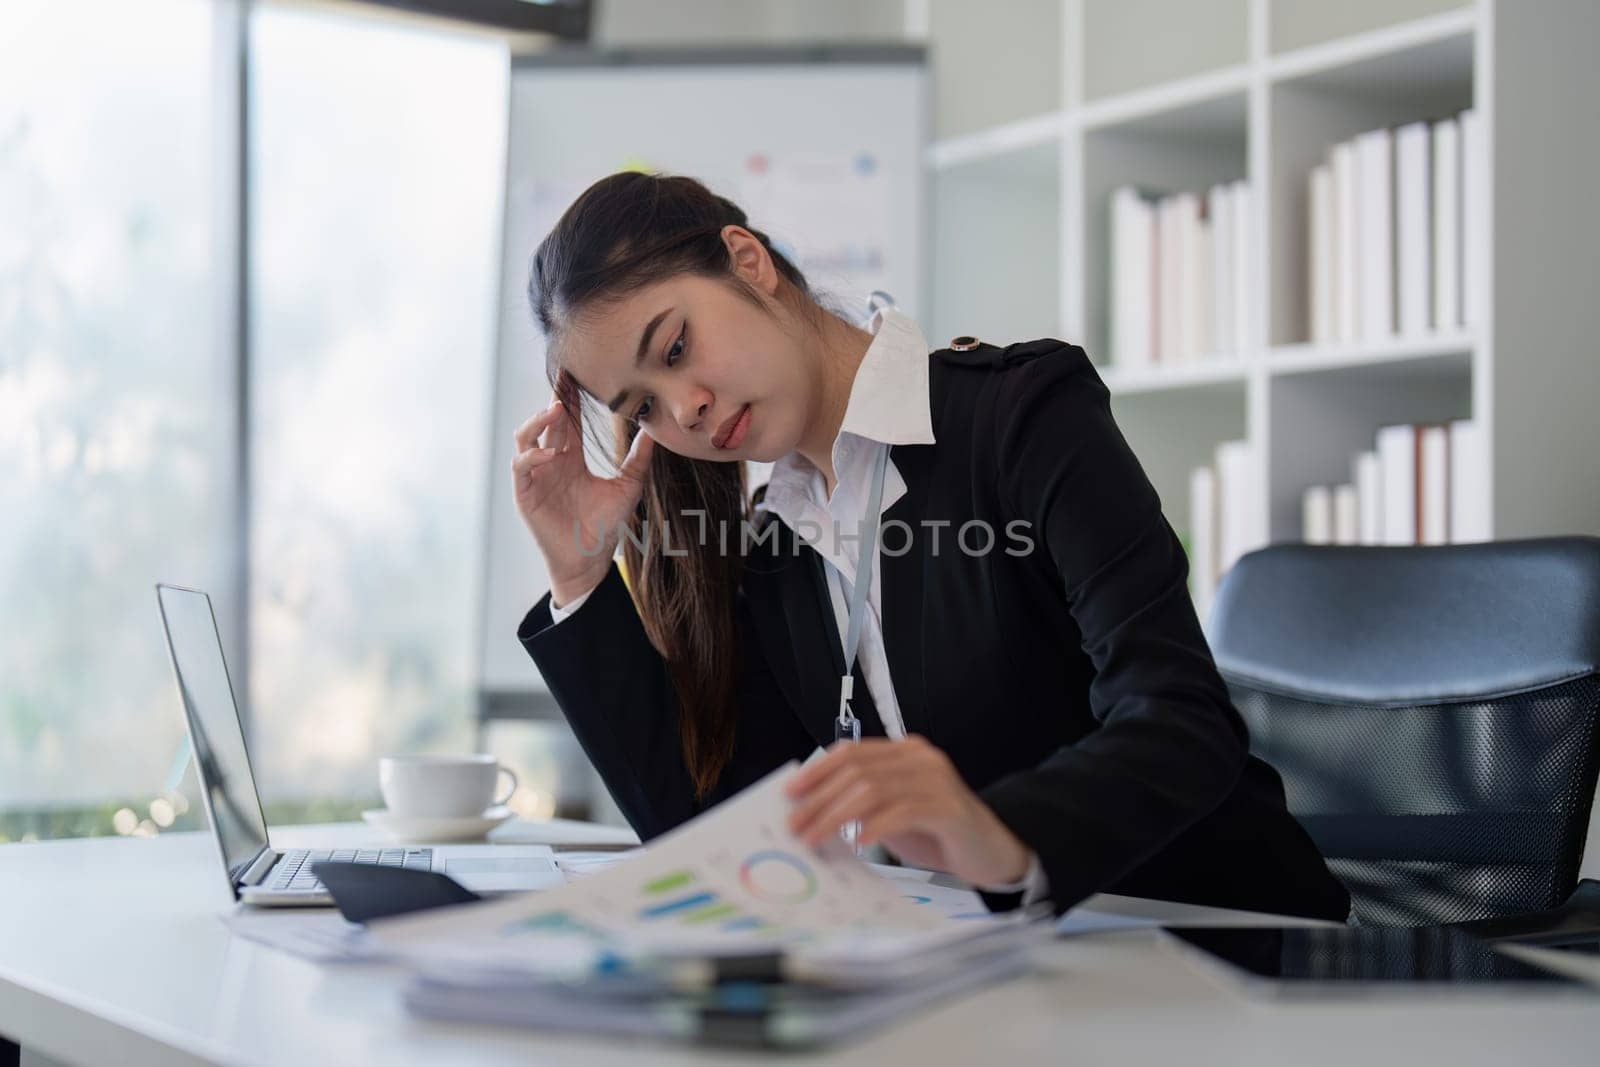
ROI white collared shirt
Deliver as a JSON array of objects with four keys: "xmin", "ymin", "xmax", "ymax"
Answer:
[
  {"xmin": 548, "ymin": 304, "xmax": 1047, "ymax": 905},
  {"xmin": 751, "ymin": 303, "xmax": 935, "ymax": 743}
]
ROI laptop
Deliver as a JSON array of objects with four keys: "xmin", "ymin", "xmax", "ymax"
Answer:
[{"xmin": 155, "ymin": 583, "xmax": 564, "ymax": 907}]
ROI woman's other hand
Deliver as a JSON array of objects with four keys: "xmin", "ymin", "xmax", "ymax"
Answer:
[
  {"xmin": 511, "ymin": 399, "xmax": 654, "ymax": 606},
  {"xmin": 783, "ymin": 735, "xmax": 1031, "ymax": 887}
]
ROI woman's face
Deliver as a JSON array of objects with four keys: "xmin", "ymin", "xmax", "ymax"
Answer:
[{"xmin": 557, "ymin": 228, "xmax": 818, "ymax": 464}]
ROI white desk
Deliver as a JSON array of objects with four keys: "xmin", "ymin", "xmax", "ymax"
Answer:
[{"xmin": 2, "ymin": 821, "xmax": 1597, "ymax": 1067}]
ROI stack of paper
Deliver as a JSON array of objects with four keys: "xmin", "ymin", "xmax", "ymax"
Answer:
[{"xmin": 366, "ymin": 763, "xmax": 1042, "ymax": 1049}]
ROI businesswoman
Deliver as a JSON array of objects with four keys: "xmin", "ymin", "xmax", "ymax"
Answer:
[{"xmin": 511, "ymin": 171, "xmax": 1350, "ymax": 921}]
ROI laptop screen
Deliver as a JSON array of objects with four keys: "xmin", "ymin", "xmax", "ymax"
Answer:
[{"xmin": 156, "ymin": 584, "xmax": 271, "ymax": 888}]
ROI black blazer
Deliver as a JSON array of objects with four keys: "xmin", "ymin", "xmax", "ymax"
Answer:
[{"xmin": 518, "ymin": 337, "xmax": 1351, "ymax": 922}]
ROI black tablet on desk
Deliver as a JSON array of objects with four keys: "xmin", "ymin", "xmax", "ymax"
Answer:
[{"xmin": 1162, "ymin": 926, "xmax": 1598, "ymax": 999}]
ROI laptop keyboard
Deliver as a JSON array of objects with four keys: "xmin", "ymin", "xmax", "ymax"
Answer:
[{"xmin": 269, "ymin": 848, "xmax": 434, "ymax": 893}]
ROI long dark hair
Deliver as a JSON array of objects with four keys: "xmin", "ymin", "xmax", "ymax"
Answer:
[{"xmin": 527, "ymin": 171, "xmax": 840, "ymax": 800}]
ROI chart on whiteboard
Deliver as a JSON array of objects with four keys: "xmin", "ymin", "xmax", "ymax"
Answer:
[
  {"xmin": 368, "ymin": 762, "xmax": 993, "ymax": 960},
  {"xmin": 738, "ymin": 151, "xmax": 893, "ymax": 307}
]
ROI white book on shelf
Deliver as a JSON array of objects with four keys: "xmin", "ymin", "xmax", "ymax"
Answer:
[
  {"xmin": 1171, "ymin": 194, "xmax": 1192, "ymax": 362},
  {"xmin": 1432, "ymin": 117, "xmax": 1461, "ymax": 330},
  {"xmin": 1110, "ymin": 186, "xmax": 1133, "ymax": 365},
  {"xmin": 1309, "ymin": 164, "xmax": 1335, "ymax": 344},
  {"xmin": 1420, "ymin": 424, "xmax": 1450, "ymax": 545},
  {"xmin": 1209, "ymin": 183, "xmax": 1234, "ymax": 358},
  {"xmin": 1394, "ymin": 120, "xmax": 1432, "ymax": 337},
  {"xmin": 1332, "ymin": 484, "xmax": 1359, "ymax": 545},
  {"xmin": 1191, "ymin": 208, "xmax": 1212, "ymax": 362},
  {"xmin": 1356, "ymin": 126, "xmax": 1395, "ymax": 342},
  {"xmin": 1189, "ymin": 465, "xmax": 1218, "ymax": 624},
  {"xmin": 1215, "ymin": 440, "xmax": 1263, "ymax": 575},
  {"xmin": 1333, "ymin": 141, "xmax": 1360, "ymax": 343},
  {"xmin": 1110, "ymin": 186, "xmax": 1154, "ymax": 367},
  {"xmin": 1152, "ymin": 195, "xmax": 1164, "ymax": 367},
  {"xmin": 1449, "ymin": 418, "xmax": 1491, "ymax": 542},
  {"xmin": 1171, "ymin": 192, "xmax": 1203, "ymax": 362},
  {"xmin": 1355, "ymin": 450, "xmax": 1383, "ymax": 545},
  {"xmin": 1158, "ymin": 196, "xmax": 1182, "ymax": 363},
  {"xmin": 1460, "ymin": 108, "xmax": 1482, "ymax": 330},
  {"xmin": 1231, "ymin": 180, "xmax": 1252, "ymax": 353},
  {"xmin": 1302, "ymin": 485, "xmax": 1333, "ymax": 544},
  {"xmin": 1376, "ymin": 423, "xmax": 1420, "ymax": 546}
]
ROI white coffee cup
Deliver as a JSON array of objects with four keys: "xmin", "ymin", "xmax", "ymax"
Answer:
[{"xmin": 378, "ymin": 754, "xmax": 518, "ymax": 819}]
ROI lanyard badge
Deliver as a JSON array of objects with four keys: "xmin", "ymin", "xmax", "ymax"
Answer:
[
  {"xmin": 833, "ymin": 440, "xmax": 889, "ymax": 854},
  {"xmin": 835, "ymin": 678, "xmax": 862, "ymax": 745},
  {"xmin": 835, "ymin": 679, "xmax": 863, "ymax": 854}
]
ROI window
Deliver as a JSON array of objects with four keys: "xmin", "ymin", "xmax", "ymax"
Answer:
[
  {"xmin": 0, "ymin": 0, "xmax": 227, "ymax": 840},
  {"xmin": 1, "ymin": 0, "xmax": 520, "ymax": 840},
  {"xmin": 247, "ymin": 5, "xmax": 508, "ymax": 814}
]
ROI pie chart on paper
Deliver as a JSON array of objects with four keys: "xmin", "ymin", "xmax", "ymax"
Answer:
[{"xmin": 738, "ymin": 850, "xmax": 819, "ymax": 904}]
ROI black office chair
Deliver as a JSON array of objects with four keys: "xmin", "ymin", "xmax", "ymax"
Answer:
[{"xmin": 1209, "ymin": 537, "xmax": 1600, "ymax": 929}]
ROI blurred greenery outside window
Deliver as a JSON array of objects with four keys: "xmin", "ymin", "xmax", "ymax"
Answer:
[{"xmin": 1, "ymin": 0, "xmax": 225, "ymax": 843}]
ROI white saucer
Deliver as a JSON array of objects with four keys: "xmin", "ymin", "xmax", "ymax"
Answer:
[{"xmin": 361, "ymin": 805, "xmax": 514, "ymax": 843}]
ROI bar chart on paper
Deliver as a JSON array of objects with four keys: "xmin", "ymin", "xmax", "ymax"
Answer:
[
  {"xmin": 539, "ymin": 818, "xmax": 953, "ymax": 946},
  {"xmin": 626, "ymin": 851, "xmax": 819, "ymax": 934}
]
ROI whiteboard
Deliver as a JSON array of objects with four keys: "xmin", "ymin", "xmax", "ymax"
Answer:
[{"xmin": 480, "ymin": 45, "xmax": 929, "ymax": 693}]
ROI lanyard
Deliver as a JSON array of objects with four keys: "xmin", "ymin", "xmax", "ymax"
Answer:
[
  {"xmin": 834, "ymin": 440, "xmax": 890, "ymax": 744},
  {"xmin": 834, "ymin": 287, "xmax": 896, "ymax": 742}
]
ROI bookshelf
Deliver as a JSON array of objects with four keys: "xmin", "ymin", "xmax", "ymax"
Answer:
[{"xmin": 923, "ymin": 0, "xmax": 1600, "ymax": 594}]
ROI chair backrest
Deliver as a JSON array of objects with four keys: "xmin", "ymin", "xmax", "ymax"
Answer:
[{"xmin": 1209, "ymin": 538, "xmax": 1600, "ymax": 927}]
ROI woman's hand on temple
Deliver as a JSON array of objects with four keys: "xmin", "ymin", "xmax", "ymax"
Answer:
[
  {"xmin": 783, "ymin": 735, "xmax": 1031, "ymax": 887},
  {"xmin": 511, "ymin": 399, "xmax": 655, "ymax": 605}
]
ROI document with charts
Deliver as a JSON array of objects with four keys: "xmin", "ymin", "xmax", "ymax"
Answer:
[{"xmin": 368, "ymin": 761, "xmax": 1022, "ymax": 974}]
